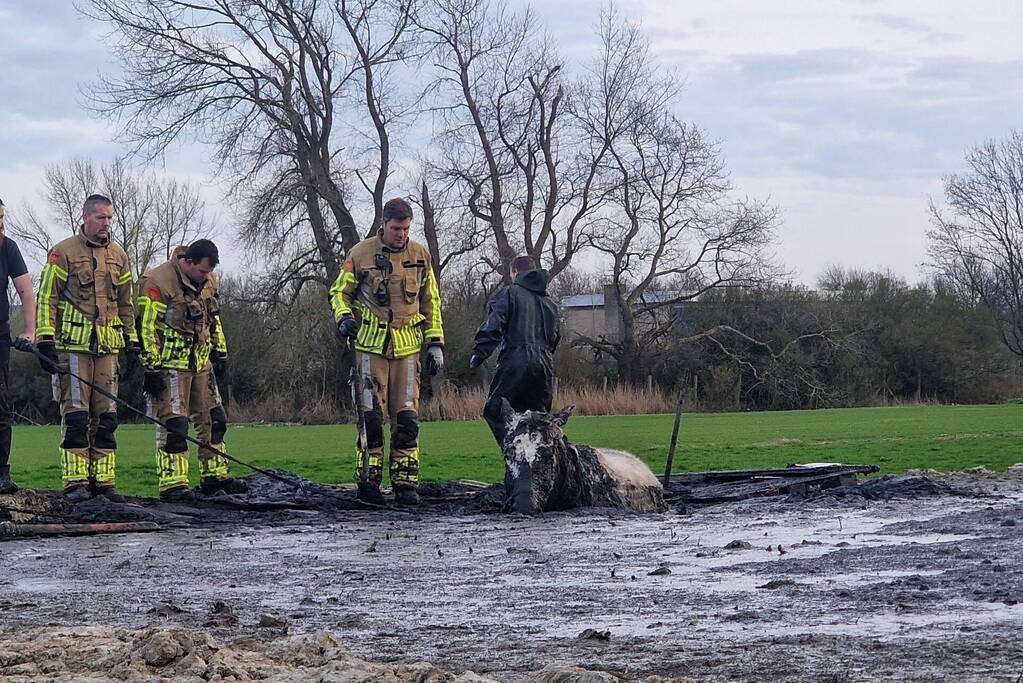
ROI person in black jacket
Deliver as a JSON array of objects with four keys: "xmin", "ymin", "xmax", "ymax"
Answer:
[
  {"xmin": 0, "ymin": 197, "xmax": 37, "ymax": 494},
  {"xmin": 471, "ymin": 256, "xmax": 561, "ymax": 449}
]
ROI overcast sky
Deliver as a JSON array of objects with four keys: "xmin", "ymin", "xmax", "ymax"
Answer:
[{"xmin": 2, "ymin": 0, "xmax": 1022, "ymax": 284}]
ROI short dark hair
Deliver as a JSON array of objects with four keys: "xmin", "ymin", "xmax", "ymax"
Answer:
[
  {"xmin": 381, "ymin": 197, "xmax": 413, "ymax": 223},
  {"xmin": 183, "ymin": 239, "xmax": 220, "ymax": 267},
  {"xmin": 511, "ymin": 255, "xmax": 536, "ymax": 273},
  {"xmin": 0, "ymin": 197, "xmax": 5, "ymax": 206},
  {"xmin": 82, "ymin": 193, "xmax": 112, "ymax": 216}
]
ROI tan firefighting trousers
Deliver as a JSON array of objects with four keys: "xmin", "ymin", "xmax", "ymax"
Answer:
[
  {"xmin": 353, "ymin": 351, "xmax": 421, "ymax": 487},
  {"xmin": 53, "ymin": 352, "xmax": 119, "ymax": 489},
  {"xmin": 149, "ymin": 366, "xmax": 230, "ymax": 492}
]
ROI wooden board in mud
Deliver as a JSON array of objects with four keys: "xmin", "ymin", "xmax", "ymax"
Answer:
[{"xmin": 666, "ymin": 464, "xmax": 880, "ymax": 505}]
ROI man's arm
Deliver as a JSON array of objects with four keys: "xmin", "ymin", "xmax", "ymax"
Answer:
[
  {"xmin": 419, "ymin": 264, "xmax": 444, "ymax": 346},
  {"xmin": 35, "ymin": 250, "xmax": 69, "ymax": 342},
  {"xmin": 328, "ymin": 258, "xmax": 359, "ymax": 323},
  {"xmin": 136, "ymin": 282, "xmax": 167, "ymax": 368},
  {"xmin": 116, "ymin": 261, "xmax": 138, "ymax": 343},
  {"xmin": 11, "ymin": 274, "xmax": 35, "ymax": 342},
  {"xmin": 472, "ymin": 288, "xmax": 511, "ymax": 361}
]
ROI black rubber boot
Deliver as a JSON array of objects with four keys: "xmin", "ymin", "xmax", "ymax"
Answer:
[
  {"xmin": 92, "ymin": 484, "xmax": 126, "ymax": 503},
  {"xmin": 200, "ymin": 476, "xmax": 249, "ymax": 495},
  {"xmin": 356, "ymin": 481, "xmax": 387, "ymax": 506},
  {"xmin": 0, "ymin": 466, "xmax": 17, "ymax": 495},
  {"xmin": 394, "ymin": 484, "xmax": 421, "ymax": 506},
  {"xmin": 160, "ymin": 485, "xmax": 196, "ymax": 503},
  {"xmin": 63, "ymin": 484, "xmax": 92, "ymax": 504}
]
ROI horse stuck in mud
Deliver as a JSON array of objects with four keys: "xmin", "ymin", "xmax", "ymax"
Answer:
[{"xmin": 499, "ymin": 402, "xmax": 667, "ymax": 514}]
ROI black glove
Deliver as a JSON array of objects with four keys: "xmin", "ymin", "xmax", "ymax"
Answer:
[
  {"xmin": 212, "ymin": 353, "xmax": 229, "ymax": 383},
  {"xmin": 469, "ymin": 353, "xmax": 484, "ymax": 370},
  {"xmin": 36, "ymin": 340, "xmax": 60, "ymax": 375},
  {"xmin": 123, "ymin": 337, "xmax": 142, "ymax": 364},
  {"xmin": 143, "ymin": 370, "xmax": 166, "ymax": 397},
  {"xmin": 425, "ymin": 345, "xmax": 445, "ymax": 377},
  {"xmin": 337, "ymin": 315, "xmax": 360, "ymax": 340}
]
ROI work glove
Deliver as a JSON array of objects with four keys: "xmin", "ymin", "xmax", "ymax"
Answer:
[
  {"xmin": 425, "ymin": 345, "xmax": 445, "ymax": 377},
  {"xmin": 123, "ymin": 335, "xmax": 142, "ymax": 365},
  {"xmin": 207, "ymin": 349, "xmax": 226, "ymax": 382},
  {"xmin": 337, "ymin": 315, "xmax": 360, "ymax": 341},
  {"xmin": 212, "ymin": 352, "xmax": 229, "ymax": 384},
  {"xmin": 35, "ymin": 339, "xmax": 60, "ymax": 375},
  {"xmin": 143, "ymin": 370, "xmax": 166, "ymax": 397},
  {"xmin": 469, "ymin": 353, "xmax": 485, "ymax": 370}
]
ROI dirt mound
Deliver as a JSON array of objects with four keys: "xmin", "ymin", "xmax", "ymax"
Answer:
[{"xmin": 0, "ymin": 626, "xmax": 685, "ymax": 682}]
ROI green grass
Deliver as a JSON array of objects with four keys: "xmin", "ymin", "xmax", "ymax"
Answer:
[{"xmin": 8, "ymin": 403, "xmax": 1023, "ymax": 497}]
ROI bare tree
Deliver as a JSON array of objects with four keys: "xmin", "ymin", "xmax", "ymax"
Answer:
[
  {"xmin": 570, "ymin": 13, "xmax": 778, "ymax": 383},
  {"xmin": 83, "ymin": 0, "xmax": 386, "ymax": 288},
  {"xmin": 928, "ymin": 130, "xmax": 1023, "ymax": 360},
  {"xmin": 8, "ymin": 158, "xmax": 212, "ymax": 277},
  {"xmin": 417, "ymin": 0, "xmax": 603, "ymax": 281}
]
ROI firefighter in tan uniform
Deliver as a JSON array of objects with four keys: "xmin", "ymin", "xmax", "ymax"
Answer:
[
  {"xmin": 136, "ymin": 240, "xmax": 246, "ymax": 502},
  {"xmin": 35, "ymin": 194, "xmax": 137, "ymax": 503},
  {"xmin": 329, "ymin": 198, "xmax": 444, "ymax": 506}
]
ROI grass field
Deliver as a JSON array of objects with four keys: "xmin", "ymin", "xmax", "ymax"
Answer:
[{"xmin": 7, "ymin": 403, "xmax": 1022, "ymax": 497}]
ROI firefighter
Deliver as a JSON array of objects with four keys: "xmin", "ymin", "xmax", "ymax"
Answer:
[
  {"xmin": 471, "ymin": 255, "xmax": 561, "ymax": 449},
  {"xmin": 205, "ymin": 270, "xmax": 231, "ymax": 485},
  {"xmin": 136, "ymin": 240, "xmax": 247, "ymax": 502},
  {"xmin": 329, "ymin": 197, "xmax": 444, "ymax": 506},
  {"xmin": 35, "ymin": 194, "xmax": 137, "ymax": 503}
]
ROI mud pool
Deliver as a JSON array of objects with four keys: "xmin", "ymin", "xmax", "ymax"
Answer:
[{"xmin": 2, "ymin": 469, "xmax": 1022, "ymax": 682}]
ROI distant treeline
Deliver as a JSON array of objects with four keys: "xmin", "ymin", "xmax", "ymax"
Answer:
[{"xmin": 8, "ymin": 267, "xmax": 1018, "ymax": 425}]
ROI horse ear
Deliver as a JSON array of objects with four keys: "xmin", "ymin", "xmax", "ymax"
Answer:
[
  {"xmin": 553, "ymin": 405, "xmax": 575, "ymax": 426},
  {"xmin": 500, "ymin": 397, "xmax": 516, "ymax": 425}
]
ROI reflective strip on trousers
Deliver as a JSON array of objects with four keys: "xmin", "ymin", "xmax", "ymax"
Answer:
[
  {"xmin": 157, "ymin": 449, "xmax": 189, "ymax": 490},
  {"xmin": 93, "ymin": 452, "xmax": 116, "ymax": 484},
  {"xmin": 200, "ymin": 449, "xmax": 229, "ymax": 479},
  {"xmin": 360, "ymin": 353, "xmax": 373, "ymax": 410},
  {"xmin": 61, "ymin": 448, "xmax": 90, "ymax": 485},
  {"xmin": 69, "ymin": 354, "xmax": 82, "ymax": 409},
  {"xmin": 169, "ymin": 370, "xmax": 183, "ymax": 414},
  {"xmin": 405, "ymin": 355, "xmax": 416, "ymax": 409}
]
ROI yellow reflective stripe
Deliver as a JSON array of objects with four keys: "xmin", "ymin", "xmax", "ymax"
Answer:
[
  {"xmin": 391, "ymin": 321, "xmax": 424, "ymax": 356},
  {"xmin": 423, "ymin": 268, "xmax": 444, "ymax": 340},
  {"xmin": 137, "ymin": 295, "xmax": 166, "ymax": 365},
  {"xmin": 57, "ymin": 302, "xmax": 90, "ymax": 346},
  {"xmin": 94, "ymin": 453, "xmax": 116, "ymax": 483},
  {"xmin": 96, "ymin": 323, "xmax": 125, "ymax": 351},
  {"xmin": 329, "ymin": 268, "xmax": 358, "ymax": 320},
  {"xmin": 157, "ymin": 449, "xmax": 189, "ymax": 490},
  {"xmin": 116, "ymin": 271, "xmax": 132, "ymax": 286},
  {"xmin": 60, "ymin": 449, "xmax": 90, "ymax": 484},
  {"xmin": 36, "ymin": 263, "xmax": 67, "ymax": 338},
  {"xmin": 213, "ymin": 318, "xmax": 228, "ymax": 354}
]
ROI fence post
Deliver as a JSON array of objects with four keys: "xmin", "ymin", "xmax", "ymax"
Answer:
[{"xmin": 662, "ymin": 379, "xmax": 686, "ymax": 486}]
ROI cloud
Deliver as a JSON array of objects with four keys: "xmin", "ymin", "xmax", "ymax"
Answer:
[{"xmin": 857, "ymin": 13, "xmax": 934, "ymax": 34}]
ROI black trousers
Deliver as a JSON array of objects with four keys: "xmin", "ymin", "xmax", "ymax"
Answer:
[
  {"xmin": 482, "ymin": 347, "xmax": 554, "ymax": 449},
  {"xmin": 0, "ymin": 336, "xmax": 12, "ymax": 472}
]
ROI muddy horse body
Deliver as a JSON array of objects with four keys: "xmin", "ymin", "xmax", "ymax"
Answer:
[{"xmin": 501, "ymin": 404, "xmax": 666, "ymax": 514}]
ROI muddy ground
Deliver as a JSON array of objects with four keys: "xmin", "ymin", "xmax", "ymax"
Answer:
[{"xmin": 2, "ymin": 467, "xmax": 1022, "ymax": 682}]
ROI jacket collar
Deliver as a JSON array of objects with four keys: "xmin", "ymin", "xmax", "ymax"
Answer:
[
  {"xmin": 375, "ymin": 234, "xmax": 407, "ymax": 254},
  {"xmin": 77, "ymin": 229, "xmax": 109, "ymax": 249}
]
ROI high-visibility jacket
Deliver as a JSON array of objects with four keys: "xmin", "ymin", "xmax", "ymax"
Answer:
[
  {"xmin": 136, "ymin": 249, "xmax": 226, "ymax": 371},
  {"xmin": 36, "ymin": 232, "xmax": 136, "ymax": 354},
  {"xmin": 329, "ymin": 236, "xmax": 444, "ymax": 358}
]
